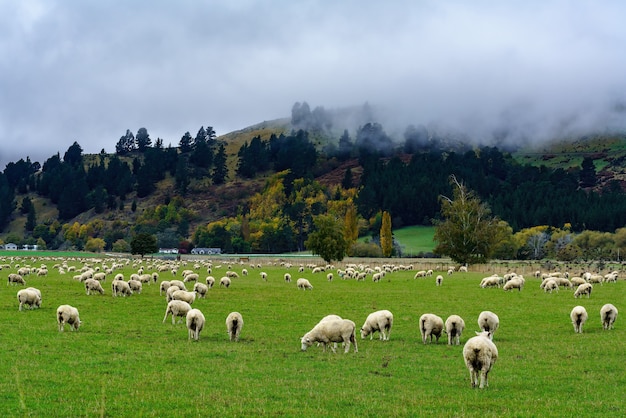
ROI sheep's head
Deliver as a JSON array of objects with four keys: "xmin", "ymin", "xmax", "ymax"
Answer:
[
  {"xmin": 475, "ymin": 330, "xmax": 492, "ymax": 340},
  {"xmin": 300, "ymin": 335, "xmax": 313, "ymax": 351}
]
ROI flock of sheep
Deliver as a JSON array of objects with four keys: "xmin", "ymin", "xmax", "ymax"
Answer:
[{"xmin": 6, "ymin": 257, "xmax": 621, "ymax": 389}]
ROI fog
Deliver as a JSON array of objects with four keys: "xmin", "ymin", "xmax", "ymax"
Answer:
[{"xmin": 1, "ymin": 0, "xmax": 625, "ymax": 168}]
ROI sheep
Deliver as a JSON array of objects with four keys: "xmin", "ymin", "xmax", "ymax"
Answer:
[
  {"xmin": 480, "ymin": 275, "xmax": 502, "ymax": 288},
  {"xmin": 327, "ymin": 273, "xmax": 333, "ymax": 281},
  {"xmin": 183, "ymin": 273, "xmax": 199, "ymax": 283},
  {"xmin": 419, "ymin": 313, "xmax": 444, "ymax": 344},
  {"xmin": 372, "ymin": 272, "xmax": 382, "ymax": 282},
  {"xmin": 186, "ymin": 308, "xmax": 205, "ymax": 341},
  {"xmin": 570, "ymin": 305, "xmax": 588, "ymax": 333},
  {"xmin": 159, "ymin": 280, "xmax": 171, "ymax": 296},
  {"xmin": 436, "ymin": 275, "xmax": 443, "ymax": 286},
  {"xmin": 219, "ymin": 277, "xmax": 231, "ymax": 288},
  {"xmin": 553, "ymin": 277, "xmax": 573, "ymax": 289},
  {"xmin": 128, "ymin": 279, "xmax": 143, "ymax": 294},
  {"xmin": 414, "ymin": 270, "xmax": 428, "ymax": 279},
  {"xmin": 17, "ymin": 288, "xmax": 41, "ymax": 311},
  {"xmin": 57, "ymin": 305, "xmax": 81, "ymax": 332},
  {"xmin": 226, "ymin": 311, "xmax": 244, "ymax": 342},
  {"xmin": 360, "ymin": 310, "xmax": 393, "ymax": 341},
  {"xmin": 205, "ymin": 276, "xmax": 215, "ymax": 288},
  {"xmin": 165, "ymin": 284, "xmax": 182, "ymax": 301},
  {"xmin": 241, "ymin": 268, "xmax": 248, "ymax": 276},
  {"xmin": 445, "ymin": 315, "xmax": 466, "ymax": 345},
  {"xmin": 300, "ymin": 318, "xmax": 358, "ymax": 353},
  {"xmin": 8, "ymin": 273, "xmax": 25, "ymax": 286},
  {"xmin": 570, "ymin": 277, "xmax": 586, "ymax": 286},
  {"xmin": 171, "ymin": 289, "xmax": 196, "ymax": 305},
  {"xmin": 463, "ymin": 331, "xmax": 498, "ymax": 389},
  {"xmin": 574, "ymin": 283, "xmax": 593, "ymax": 298},
  {"xmin": 477, "ymin": 311, "xmax": 499, "ymax": 340},
  {"xmin": 600, "ymin": 303, "xmax": 618, "ymax": 330},
  {"xmin": 112, "ymin": 279, "xmax": 132, "ymax": 297},
  {"xmin": 260, "ymin": 271, "xmax": 268, "ymax": 281},
  {"xmin": 543, "ymin": 279, "xmax": 559, "ymax": 293},
  {"xmin": 163, "ymin": 300, "xmax": 192, "ymax": 325},
  {"xmin": 284, "ymin": 273, "xmax": 292, "ymax": 283},
  {"xmin": 193, "ymin": 282, "xmax": 209, "ymax": 298},
  {"xmin": 296, "ymin": 278, "xmax": 313, "ymax": 290},
  {"xmin": 503, "ymin": 278, "xmax": 524, "ymax": 291},
  {"xmin": 92, "ymin": 272, "xmax": 106, "ymax": 282},
  {"xmin": 84, "ymin": 278, "xmax": 105, "ymax": 295},
  {"xmin": 169, "ymin": 280, "xmax": 187, "ymax": 291}
]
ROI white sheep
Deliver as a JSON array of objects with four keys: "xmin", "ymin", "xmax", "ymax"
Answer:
[
  {"xmin": 193, "ymin": 282, "xmax": 209, "ymax": 298},
  {"xmin": 503, "ymin": 278, "xmax": 524, "ymax": 291},
  {"xmin": 436, "ymin": 275, "xmax": 443, "ymax": 286},
  {"xmin": 226, "ymin": 311, "xmax": 244, "ymax": 342},
  {"xmin": 183, "ymin": 273, "xmax": 199, "ymax": 283},
  {"xmin": 327, "ymin": 273, "xmax": 333, "ymax": 281},
  {"xmin": 165, "ymin": 284, "xmax": 182, "ymax": 302},
  {"xmin": 169, "ymin": 280, "xmax": 187, "ymax": 291},
  {"xmin": 260, "ymin": 271, "xmax": 268, "ymax": 281},
  {"xmin": 84, "ymin": 278, "xmax": 105, "ymax": 295},
  {"xmin": 57, "ymin": 304, "xmax": 81, "ymax": 332},
  {"xmin": 477, "ymin": 311, "xmax": 499, "ymax": 340},
  {"xmin": 360, "ymin": 310, "xmax": 393, "ymax": 341},
  {"xmin": 543, "ymin": 279, "xmax": 559, "ymax": 293},
  {"xmin": 219, "ymin": 277, "xmax": 231, "ymax": 288},
  {"xmin": 205, "ymin": 276, "xmax": 215, "ymax": 288},
  {"xmin": 8, "ymin": 273, "xmax": 25, "ymax": 286},
  {"xmin": 17, "ymin": 288, "xmax": 41, "ymax": 311},
  {"xmin": 159, "ymin": 280, "xmax": 171, "ymax": 296},
  {"xmin": 570, "ymin": 305, "xmax": 588, "ymax": 333},
  {"xmin": 574, "ymin": 283, "xmax": 593, "ymax": 298},
  {"xmin": 445, "ymin": 314, "xmax": 466, "ymax": 345},
  {"xmin": 419, "ymin": 313, "xmax": 444, "ymax": 344},
  {"xmin": 301, "ymin": 318, "xmax": 358, "ymax": 353},
  {"xmin": 463, "ymin": 331, "xmax": 498, "ymax": 389},
  {"xmin": 296, "ymin": 278, "xmax": 313, "ymax": 290},
  {"xmin": 112, "ymin": 279, "xmax": 133, "ymax": 297},
  {"xmin": 186, "ymin": 308, "xmax": 206, "ymax": 341},
  {"xmin": 171, "ymin": 289, "xmax": 196, "ymax": 305},
  {"xmin": 128, "ymin": 279, "xmax": 143, "ymax": 294},
  {"xmin": 600, "ymin": 303, "xmax": 618, "ymax": 330},
  {"xmin": 163, "ymin": 300, "xmax": 192, "ymax": 324},
  {"xmin": 284, "ymin": 273, "xmax": 292, "ymax": 283}
]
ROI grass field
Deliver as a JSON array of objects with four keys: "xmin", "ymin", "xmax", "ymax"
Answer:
[
  {"xmin": 393, "ymin": 226, "xmax": 436, "ymax": 255},
  {"xmin": 1, "ymin": 255, "xmax": 624, "ymax": 417}
]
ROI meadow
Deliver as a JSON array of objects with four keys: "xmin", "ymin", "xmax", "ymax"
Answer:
[{"xmin": 1, "ymin": 255, "xmax": 625, "ymax": 417}]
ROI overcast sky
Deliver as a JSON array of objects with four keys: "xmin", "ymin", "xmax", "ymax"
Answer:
[{"xmin": 2, "ymin": 0, "xmax": 626, "ymax": 168}]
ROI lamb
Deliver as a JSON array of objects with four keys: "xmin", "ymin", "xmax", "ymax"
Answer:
[
  {"xmin": 8, "ymin": 273, "xmax": 25, "ymax": 286},
  {"xmin": 159, "ymin": 280, "xmax": 171, "ymax": 296},
  {"xmin": 171, "ymin": 289, "xmax": 196, "ymax": 305},
  {"xmin": 163, "ymin": 300, "xmax": 192, "ymax": 324},
  {"xmin": 226, "ymin": 311, "xmax": 244, "ymax": 342},
  {"xmin": 112, "ymin": 279, "xmax": 133, "ymax": 297},
  {"xmin": 574, "ymin": 283, "xmax": 593, "ymax": 298},
  {"xmin": 300, "ymin": 318, "xmax": 358, "ymax": 353},
  {"xmin": 436, "ymin": 275, "xmax": 443, "ymax": 286},
  {"xmin": 57, "ymin": 304, "xmax": 81, "ymax": 332},
  {"xmin": 463, "ymin": 331, "xmax": 498, "ymax": 389},
  {"xmin": 600, "ymin": 303, "xmax": 618, "ymax": 330},
  {"xmin": 296, "ymin": 278, "xmax": 313, "ymax": 290},
  {"xmin": 17, "ymin": 288, "xmax": 42, "ymax": 311},
  {"xmin": 419, "ymin": 313, "xmax": 445, "ymax": 344},
  {"xmin": 128, "ymin": 279, "xmax": 143, "ymax": 294},
  {"xmin": 193, "ymin": 282, "xmax": 209, "ymax": 298},
  {"xmin": 186, "ymin": 308, "xmax": 205, "ymax": 341},
  {"xmin": 570, "ymin": 305, "xmax": 588, "ymax": 333},
  {"xmin": 445, "ymin": 314, "xmax": 466, "ymax": 345},
  {"xmin": 477, "ymin": 311, "xmax": 499, "ymax": 340},
  {"xmin": 219, "ymin": 277, "xmax": 231, "ymax": 288},
  {"xmin": 84, "ymin": 278, "xmax": 105, "ymax": 295},
  {"xmin": 360, "ymin": 310, "xmax": 393, "ymax": 341}
]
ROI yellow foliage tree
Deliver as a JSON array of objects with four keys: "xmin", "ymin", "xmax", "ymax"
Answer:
[{"xmin": 380, "ymin": 211, "xmax": 393, "ymax": 257}]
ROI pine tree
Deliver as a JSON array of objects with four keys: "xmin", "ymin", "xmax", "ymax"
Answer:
[
  {"xmin": 380, "ymin": 211, "xmax": 393, "ymax": 257},
  {"xmin": 212, "ymin": 143, "xmax": 228, "ymax": 184}
]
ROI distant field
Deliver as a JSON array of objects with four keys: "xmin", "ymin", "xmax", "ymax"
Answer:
[
  {"xmin": 393, "ymin": 225, "xmax": 436, "ymax": 256},
  {"xmin": 2, "ymin": 254, "xmax": 623, "ymax": 416}
]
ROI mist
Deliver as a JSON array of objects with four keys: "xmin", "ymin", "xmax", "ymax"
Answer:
[{"xmin": 1, "ymin": 1, "xmax": 625, "ymax": 168}]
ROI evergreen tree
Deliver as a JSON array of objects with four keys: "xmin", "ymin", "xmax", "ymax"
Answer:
[
  {"xmin": 337, "ymin": 129, "xmax": 353, "ymax": 161},
  {"xmin": 579, "ymin": 157, "xmax": 597, "ymax": 188},
  {"xmin": 63, "ymin": 142, "xmax": 83, "ymax": 167},
  {"xmin": 305, "ymin": 214, "xmax": 348, "ymax": 263},
  {"xmin": 212, "ymin": 143, "xmax": 228, "ymax": 184},
  {"xmin": 380, "ymin": 211, "xmax": 393, "ymax": 257},
  {"xmin": 115, "ymin": 129, "xmax": 136, "ymax": 155},
  {"xmin": 130, "ymin": 233, "xmax": 158, "ymax": 257},
  {"xmin": 175, "ymin": 156, "xmax": 190, "ymax": 194},
  {"xmin": 24, "ymin": 198, "xmax": 36, "ymax": 233},
  {"xmin": 179, "ymin": 132, "xmax": 193, "ymax": 153},
  {"xmin": 341, "ymin": 167, "xmax": 353, "ymax": 189},
  {"xmin": 135, "ymin": 127, "xmax": 152, "ymax": 151}
]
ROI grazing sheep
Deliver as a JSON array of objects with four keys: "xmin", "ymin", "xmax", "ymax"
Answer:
[
  {"xmin": 574, "ymin": 283, "xmax": 593, "ymax": 298},
  {"xmin": 205, "ymin": 276, "xmax": 215, "ymax": 288},
  {"xmin": 600, "ymin": 303, "xmax": 618, "ymax": 330},
  {"xmin": 445, "ymin": 315, "xmax": 466, "ymax": 345},
  {"xmin": 17, "ymin": 288, "xmax": 42, "ymax": 311},
  {"xmin": 84, "ymin": 278, "xmax": 105, "ymax": 295},
  {"xmin": 360, "ymin": 310, "xmax": 393, "ymax": 341},
  {"xmin": 543, "ymin": 279, "xmax": 559, "ymax": 293},
  {"xmin": 419, "ymin": 313, "xmax": 445, "ymax": 344},
  {"xmin": 284, "ymin": 273, "xmax": 292, "ymax": 283},
  {"xmin": 226, "ymin": 311, "xmax": 244, "ymax": 342},
  {"xmin": 57, "ymin": 305, "xmax": 81, "ymax": 332},
  {"xmin": 477, "ymin": 311, "xmax": 499, "ymax": 340},
  {"xmin": 183, "ymin": 273, "xmax": 199, "ymax": 283},
  {"xmin": 193, "ymin": 282, "xmax": 209, "ymax": 298},
  {"xmin": 163, "ymin": 300, "xmax": 192, "ymax": 324},
  {"xmin": 169, "ymin": 280, "xmax": 187, "ymax": 291},
  {"xmin": 159, "ymin": 280, "xmax": 171, "ymax": 296},
  {"xmin": 414, "ymin": 270, "xmax": 428, "ymax": 279},
  {"xmin": 128, "ymin": 279, "xmax": 143, "ymax": 294},
  {"xmin": 171, "ymin": 289, "xmax": 196, "ymax": 305},
  {"xmin": 219, "ymin": 277, "xmax": 231, "ymax": 288},
  {"xmin": 8, "ymin": 273, "xmax": 25, "ymax": 286},
  {"xmin": 301, "ymin": 318, "xmax": 358, "ymax": 353},
  {"xmin": 503, "ymin": 278, "xmax": 524, "ymax": 291},
  {"xmin": 327, "ymin": 273, "xmax": 333, "ymax": 281},
  {"xmin": 480, "ymin": 275, "xmax": 502, "ymax": 288},
  {"xmin": 570, "ymin": 277, "xmax": 586, "ymax": 286},
  {"xmin": 436, "ymin": 275, "xmax": 443, "ymax": 286},
  {"xmin": 570, "ymin": 305, "xmax": 588, "ymax": 333},
  {"xmin": 463, "ymin": 331, "xmax": 498, "ymax": 389},
  {"xmin": 186, "ymin": 309, "xmax": 206, "ymax": 341},
  {"xmin": 165, "ymin": 285, "xmax": 182, "ymax": 302},
  {"xmin": 112, "ymin": 279, "xmax": 133, "ymax": 297},
  {"xmin": 92, "ymin": 272, "xmax": 106, "ymax": 282},
  {"xmin": 296, "ymin": 278, "xmax": 313, "ymax": 290}
]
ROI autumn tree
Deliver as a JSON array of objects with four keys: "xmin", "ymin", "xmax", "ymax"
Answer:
[
  {"xmin": 433, "ymin": 175, "xmax": 505, "ymax": 264},
  {"xmin": 305, "ymin": 214, "xmax": 348, "ymax": 263},
  {"xmin": 380, "ymin": 211, "xmax": 393, "ymax": 257}
]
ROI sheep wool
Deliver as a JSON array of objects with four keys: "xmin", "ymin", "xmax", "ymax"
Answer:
[
  {"xmin": 463, "ymin": 331, "xmax": 498, "ymax": 389},
  {"xmin": 226, "ymin": 312, "xmax": 244, "ymax": 342},
  {"xmin": 360, "ymin": 310, "xmax": 393, "ymax": 341},
  {"xmin": 570, "ymin": 305, "xmax": 588, "ymax": 333}
]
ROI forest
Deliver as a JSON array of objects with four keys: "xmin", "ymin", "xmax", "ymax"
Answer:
[{"xmin": 1, "ymin": 102, "xmax": 626, "ymax": 261}]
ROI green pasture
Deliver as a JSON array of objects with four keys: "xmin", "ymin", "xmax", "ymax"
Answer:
[
  {"xmin": 1, "ymin": 256, "xmax": 624, "ymax": 417},
  {"xmin": 393, "ymin": 225, "xmax": 436, "ymax": 255}
]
